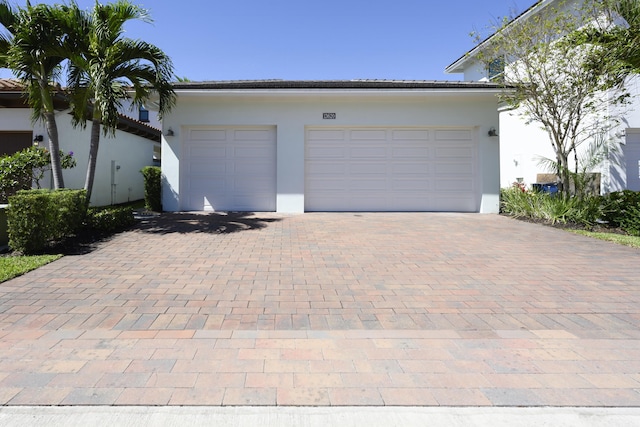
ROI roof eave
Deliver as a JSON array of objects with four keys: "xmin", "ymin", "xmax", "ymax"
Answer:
[{"xmin": 444, "ymin": 0, "xmax": 553, "ymax": 74}]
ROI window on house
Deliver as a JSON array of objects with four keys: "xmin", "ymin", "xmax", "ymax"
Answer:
[
  {"xmin": 488, "ymin": 58, "xmax": 505, "ymax": 81},
  {"xmin": 139, "ymin": 105, "xmax": 149, "ymax": 123}
]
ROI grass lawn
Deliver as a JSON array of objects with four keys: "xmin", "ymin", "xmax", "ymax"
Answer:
[
  {"xmin": 570, "ymin": 230, "xmax": 640, "ymax": 248},
  {"xmin": 0, "ymin": 254, "xmax": 62, "ymax": 283}
]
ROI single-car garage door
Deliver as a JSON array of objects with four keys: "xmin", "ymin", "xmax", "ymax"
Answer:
[
  {"xmin": 305, "ymin": 127, "xmax": 478, "ymax": 212},
  {"xmin": 182, "ymin": 126, "xmax": 276, "ymax": 211}
]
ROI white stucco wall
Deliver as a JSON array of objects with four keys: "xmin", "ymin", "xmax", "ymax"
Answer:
[
  {"xmin": 499, "ymin": 74, "xmax": 640, "ymax": 192},
  {"xmin": 0, "ymin": 108, "xmax": 36, "ymax": 130},
  {"xmin": 3, "ymin": 108, "xmax": 158, "ymax": 206},
  {"xmin": 162, "ymin": 91, "xmax": 501, "ymax": 213}
]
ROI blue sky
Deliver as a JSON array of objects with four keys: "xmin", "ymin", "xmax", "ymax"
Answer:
[{"xmin": 1, "ymin": 0, "xmax": 532, "ymax": 81}]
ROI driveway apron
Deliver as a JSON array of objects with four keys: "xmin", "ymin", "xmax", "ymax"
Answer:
[{"xmin": 0, "ymin": 212, "xmax": 639, "ymax": 406}]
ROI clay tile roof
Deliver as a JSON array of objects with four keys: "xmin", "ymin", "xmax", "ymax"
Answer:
[{"xmin": 0, "ymin": 79, "xmax": 24, "ymax": 91}]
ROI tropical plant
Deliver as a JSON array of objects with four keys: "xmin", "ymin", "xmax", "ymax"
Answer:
[
  {"xmin": 536, "ymin": 130, "xmax": 619, "ymax": 199},
  {"xmin": 66, "ymin": 0, "xmax": 175, "ymax": 206},
  {"xmin": 472, "ymin": 0, "xmax": 629, "ymax": 195},
  {"xmin": 0, "ymin": 1, "xmax": 78, "ymax": 189}
]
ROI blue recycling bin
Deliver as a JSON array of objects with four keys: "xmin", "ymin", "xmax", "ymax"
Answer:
[{"xmin": 532, "ymin": 182, "xmax": 558, "ymax": 195}]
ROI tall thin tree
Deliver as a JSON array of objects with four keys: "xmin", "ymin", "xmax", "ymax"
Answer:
[
  {"xmin": 67, "ymin": 0, "xmax": 175, "ymax": 205},
  {"xmin": 0, "ymin": 1, "xmax": 75, "ymax": 189}
]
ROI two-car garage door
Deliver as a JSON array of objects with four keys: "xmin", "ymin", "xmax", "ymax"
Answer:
[
  {"xmin": 181, "ymin": 126, "xmax": 478, "ymax": 212},
  {"xmin": 305, "ymin": 127, "xmax": 478, "ymax": 212}
]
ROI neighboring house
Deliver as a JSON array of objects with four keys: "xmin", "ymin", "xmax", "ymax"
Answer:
[
  {"xmin": 160, "ymin": 79, "xmax": 503, "ymax": 214},
  {"xmin": 0, "ymin": 79, "xmax": 161, "ymax": 206},
  {"xmin": 445, "ymin": 0, "xmax": 640, "ymax": 193}
]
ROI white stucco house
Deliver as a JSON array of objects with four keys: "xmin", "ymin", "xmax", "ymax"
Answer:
[
  {"xmin": 160, "ymin": 80, "xmax": 504, "ymax": 214},
  {"xmin": 0, "ymin": 79, "xmax": 161, "ymax": 206},
  {"xmin": 445, "ymin": 0, "xmax": 640, "ymax": 194}
]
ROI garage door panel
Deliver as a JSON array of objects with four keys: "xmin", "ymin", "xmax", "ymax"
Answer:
[
  {"xmin": 306, "ymin": 127, "xmax": 478, "ymax": 212},
  {"xmin": 392, "ymin": 196, "xmax": 431, "ymax": 210},
  {"xmin": 392, "ymin": 163, "xmax": 429, "ymax": 174},
  {"xmin": 308, "ymin": 129, "xmax": 345, "ymax": 140},
  {"xmin": 307, "ymin": 146, "xmax": 345, "ymax": 158},
  {"xmin": 306, "ymin": 179, "xmax": 345, "ymax": 191},
  {"xmin": 349, "ymin": 163, "xmax": 387, "ymax": 174},
  {"xmin": 234, "ymin": 161, "xmax": 273, "ymax": 174},
  {"xmin": 189, "ymin": 129, "xmax": 227, "ymax": 141},
  {"xmin": 392, "ymin": 130, "xmax": 430, "ymax": 140},
  {"xmin": 391, "ymin": 147, "xmax": 430, "ymax": 159},
  {"xmin": 234, "ymin": 176, "xmax": 273, "ymax": 191},
  {"xmin": 436, "ymin": 146, "xmax": 474, "ymax": 159},
  {"xmin": 233, "ymin": 146, "xmax": 272, "ymax": 158},
  {"xmin": 433, "ymin": 196, "xmax": 475, "ymax": 212},
  {"xmin": 436, "ymin": 179, "xmax": 475, "ymax": 192},
  {"xmin": 435, "ymin": 130, "xmax": 473, "ymax": 140},
  {"xmin": 183, "ymin": 126, "xmax": 276, "ymax": 211},
  {"xmin": 349, "ymin": 147, "xmax": 387, "ymax": 158},
  {"xmin": 350, "ymin": 179, "xmax": 388, "ymax": 191},
  {"xmin": 189, "ymin": 145, "xmax": 227, "ymax": 158},
  {"xmin": 307, "ymin": 163, "xmax": 346, "ymax": 174},
  {"xmin": 392, "ymin": 179, "xmax": 431, "ymax": 190},
  {"xmin": 350, "ymin": 130, "xmax": 387, "ymax": 140},
  {"xmin": 435, "ymin": 162, "xmax": 473, "ymax": 175},
  {"xmin": 234, "ymin": 129, "xmax": 273, "ymax": 140}
]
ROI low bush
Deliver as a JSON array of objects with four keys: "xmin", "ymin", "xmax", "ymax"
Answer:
[
  {"xmin": 600, "ymin": 190, "xmax": 640, "ymax": 236},
  {"xmin": 7, "ymin": 189, "xmax": 86, "ymax": 254},
  {"xmin": 500, "ymin": 185, "xmax": 600, "ymax": 226},
  {"xmin": 85, "ymin": 205, "xmax": 136, "ymax": 234},
  {"xmin": 141, "ymin": 166, "xmax": 162, "ymax": 212}
]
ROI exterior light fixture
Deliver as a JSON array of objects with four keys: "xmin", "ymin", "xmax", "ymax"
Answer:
[
  {"xmin": 165, "ymin": 128, "xmax": 174, "ymax": 137},
  {"xmin": 488, "ymin": 128, "xmax": 498, "ymax": 137}
]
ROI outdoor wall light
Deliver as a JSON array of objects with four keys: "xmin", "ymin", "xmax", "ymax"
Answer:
[
  {"xmin": 33, "ymin": 134, "xmax": 43, "ymax": 142},
  {"xmin": 165, "ymin": 128, "xmax": 175, "ymax": 137},
  {"xmin": 488, "ymin": 128, "xmax": 498, "ymax": 137}
]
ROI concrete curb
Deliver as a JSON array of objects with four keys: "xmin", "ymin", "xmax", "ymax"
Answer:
[{"xmin": 1, "ymin": 406, "xmax": 640, "ymax": 427}]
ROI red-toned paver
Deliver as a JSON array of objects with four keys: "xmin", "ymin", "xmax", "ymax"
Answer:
[{"xmin": 1, "ymin": 212, "xmax": 639, "ymax": 406}]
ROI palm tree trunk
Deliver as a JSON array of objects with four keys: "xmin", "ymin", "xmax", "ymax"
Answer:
[
  {"xmin": 43, "ymin": 111, "xmax": 65, "ymax": 189},
  {"xmin": 84, "ymin": 118, "xmax": 100, "ymax": 206}
]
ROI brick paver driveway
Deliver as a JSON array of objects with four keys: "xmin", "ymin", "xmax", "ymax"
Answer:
[{"xmin": 1, "ymin": 213, "xmax": 639, "ymax": 406}]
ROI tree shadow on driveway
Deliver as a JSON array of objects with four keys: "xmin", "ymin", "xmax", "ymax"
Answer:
[{"xmin": 134, "ymin": 211, "xmax": 282, "ymax": 235}]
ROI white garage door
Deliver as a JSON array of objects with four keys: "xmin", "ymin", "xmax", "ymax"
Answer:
[
  {"xmin": 305, "ymin": 127, "xmax": 478, "ymax": 212},
  {"xmin": 182, "ymin": 126, "xmax": 276, "ymax": 211}
]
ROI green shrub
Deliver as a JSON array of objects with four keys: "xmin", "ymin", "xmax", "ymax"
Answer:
[
  {"xmin": 85, "ymin": 205, "xmax": 136, "ymax": 234},
  {"xmin": 500, "ymin": 185, "xmax": 600, "ymax": 226},
  {"xmin": 0, "ymin": 147, "xmax": 76, "ymax": 203},
  {"xmin": 141, "ymin": 166, "xmax": 162, "ymax": 212},
  {"xmin": 600, "ymin": 190, "xmax": 640, "ymax": 236},
  {"xmin": 7, "ymin": 189, "xmax": 86, "ymax": 254}
]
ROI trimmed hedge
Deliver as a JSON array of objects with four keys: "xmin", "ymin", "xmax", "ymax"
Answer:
[
  {"xmin": 141, "ymin": 166, "xmax": 162, "ymax": 212},
  {"xmin": 85, "ymin": 205, "xmax": 136, "ymax": 234},
  {"xmin": 7, "ymin": 189, "xmax": 87, "ymax": 254}
]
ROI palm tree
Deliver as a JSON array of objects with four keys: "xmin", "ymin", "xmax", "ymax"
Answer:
[
  {"xmin": 0, "ymin": 1, "xmax": 74, "ymax": 189},
  {"xmin": 67, "ymin": 0, "xmax": 175, "ymax": 205}
]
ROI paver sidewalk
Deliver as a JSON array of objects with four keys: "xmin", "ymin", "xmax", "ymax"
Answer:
[{"xmin": 0, "ymin": 213, "xmax": 639, "ymax": 406}]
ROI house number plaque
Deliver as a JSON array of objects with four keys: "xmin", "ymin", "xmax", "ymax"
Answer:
[{"xmin": 323, "ymin": 113, "xmax": 336, "ymax": 120}]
